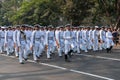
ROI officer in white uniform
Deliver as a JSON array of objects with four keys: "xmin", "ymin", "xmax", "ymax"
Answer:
[
  {"xmin": 81, "ymin": 27, "xmax": 88, "ymax": 52},
  {"xmin": 0, "ymin": 27, "xmax": 5, "ymax": 53},
  {"xmin": 55, "ymin": 27, "xmax": 62, "ymax": 57},
  {"xmin": 88, "ymin": 27, "xmax": 93, "ymax": 50},
  {"xmin": 63, "ymin": 24, "xmax": 73, "ymax": 62},
  {"xmin": 92, "ymin": 26, "xmax": 99, "ymax": 51},
  {"xmin": 76, "ymin": 27, "xmax": 82, "ymax": 54},
  {"xmin": 17, "ymin": 26, "xmax": 28, "ymax": 64},
  {"xmin": 59, "ymin": 27, "xmax": 65, "ymax": 56},
  {"xmin": 13, "ymin": 26, "xmax": 19, "ymax": 57},
  {"xmin": 30, "ymin": 25, "xmax": 44, "ymax": 62},
  {"xmin": 39, "ymin": 27, "xmax": 46, "ymax": 56},
  {"xmin": 71, "ymin": 27, "xmax": 78, "ymax": 53},
  {"xmin": 25, "ymin": 26, "xmax": 32, "ymax": 56},
  {"xmin": 45, "ymin": 26, "xmax": 55, "ymax": 59},
  {"xmin": 5, "ymin": 27, "xmax": 14, "ymax": 56},
  {"xmin": 99, "ymin": 27, "xmax": 107, "ymax": 50},
  {"xmin": 106, "ymin": 28, "xmax": 114, "ymax": 53}
]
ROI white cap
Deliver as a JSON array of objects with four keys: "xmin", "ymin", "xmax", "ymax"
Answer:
[{"xmin": 95, "ymin": 26, "xmax": 99, "ymax": 28}]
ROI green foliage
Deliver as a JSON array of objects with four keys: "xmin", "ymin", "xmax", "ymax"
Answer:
[{"xmin": 0, "ymin": 0, "xmax": 119, "ymax": 27}]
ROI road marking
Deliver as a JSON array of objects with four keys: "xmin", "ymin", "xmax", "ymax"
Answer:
[
  {"xmin": 28, "ymin": 60, "xmax": 67, "ymax": 70},
  {"xmin": 76, "ymin": 54, "xmax": 120, "ymax": 62},
  {"xmin": 1, "ymin": 54, "xmax": 114, "ymax": 80},
  {"xmin": 70, "ymin": 69, "xmax": 114, "ymax": 80}
]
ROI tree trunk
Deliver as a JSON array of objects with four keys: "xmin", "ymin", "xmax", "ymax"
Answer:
[{"xmin": 116, "ymin": 0, "xmax": 120, "ymax": 28}]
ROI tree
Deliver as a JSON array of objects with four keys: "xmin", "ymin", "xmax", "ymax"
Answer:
[
  {"xmin": 61, "ymin": 0, "xmax": 94, "ymax": 26},
  {"xmin": 91, "ymin": 0, "xmax": 120, "ymax": 27},
  {"xmin": 10, "ymin": 0, "xmax": 62, "ymax": 26},
  {"xmin": 0, "ymin": 0, "xmax": 119, "ymax": 27}
]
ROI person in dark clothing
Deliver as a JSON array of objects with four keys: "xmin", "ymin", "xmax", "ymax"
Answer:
[{"xmin": 112, "ymin": 29, "xmax": 119, "ymax": 46}]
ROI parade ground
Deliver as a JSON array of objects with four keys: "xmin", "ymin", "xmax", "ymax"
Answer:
[{"xmin": 0, "ymin": 46, "xmax": 120, "ymax": 80}]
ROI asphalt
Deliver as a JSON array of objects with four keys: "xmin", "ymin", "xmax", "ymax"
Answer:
[{"xmin": 0, "ymin": 47, "xmax": 120, "ymax": 80}]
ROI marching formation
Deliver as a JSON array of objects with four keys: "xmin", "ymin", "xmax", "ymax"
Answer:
[{"xmin": 0, "ymin": 24, "xmax": 115, "ymax": 64}]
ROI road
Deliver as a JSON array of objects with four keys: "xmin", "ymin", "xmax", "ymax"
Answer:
[{"xmin": 0, "ymin": 48, "xmax": 120, "ymax": 80}]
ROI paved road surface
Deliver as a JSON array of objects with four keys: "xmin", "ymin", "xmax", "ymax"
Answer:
[{"xmin": 0, "ymin": 48, "xmax": 120, "ymax": 80}]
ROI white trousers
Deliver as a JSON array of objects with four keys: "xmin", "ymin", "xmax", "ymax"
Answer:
[
  {"xmin": 93, "ymin": 39, "xmax": 99, "ymax": 51},
  {"xmin": 58, "ymin": 40, "xmax": 64, "ymax": 56},
  {"xmin": 81, "ymin": 40, "xmax": 88, "ymax": 52},
  {"xmin": 6, "ymin": 39, "xmax": 14, "ymax": 55},
  {"xmin": 19, "ymin": 42, "xmax": 27, "ymax": 63},
  {"xmin": 0, "ymin": 39, "xmax": 4, "ymax": 53},
  {"xmin": 106, "ymin": 39, "xmax": 114, "ymax": 48},
  {"xmin": 47, "ymin": 41, "xmax": 55, "ymax": 58},
  {"xmin": 14, "ymin": 43, "xmax": 19, "ymax": 57},
  {"xmin": 26, "ymin": 40, "xmax": 32, "ymax": 55},
  {"xmin": 64, "ymin": 43, "xmax": 71, "ymax": 55},
  {"xmin": 33, "ymin": 41, "xmax": 44, "ymax": 60},
  {"xmin": 71, "ymin": 39, "xmax": 77, "ymax": 52}
]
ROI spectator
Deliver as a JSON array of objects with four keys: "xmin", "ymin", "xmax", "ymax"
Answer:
[{"xmin": 112, "ymin": 28, "xmax": 119, "ymax": 46}]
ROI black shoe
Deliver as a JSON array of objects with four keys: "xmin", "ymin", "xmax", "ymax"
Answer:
[
  {"xmin": 74, "ymin": 51, "xmax": 77, "ymax": 53},
  {"xmin": 109, "ymin": 46, "xmax": 113, "ymax": 51},
  {"xmin": 50, "ymin": 51, "xmax": 54, "ymax": 54},
  {"xmin": 65, "ymin": 55, "xmax": 71, "ymax": 62},
  {"xmin": 47, "ymin": 57, "xmax": 51, "ymax": 59},
  {"xmin": 59, "ymin": 56, "xmax": 62, "ymax": 58},
  {"xmin": 68, "ymin": 52, "xmax": 72, "ymax": 58},
  {"xmin": 65, "ymin": 59, "xmax": 71, "ymax": 62},
  {"xmin": 7, "ymin": 54, "xmax": 11, "ymax": 56},
  {"xmin": 65, "ymin": 55, "xmax": 68, "ymax": 60},
  {"xmin": 24, "ymin": 58, "xmax": 28, "ymax": 61},
  {"xmin": 15, "ymin": 56, "xmax": 19, "ymax": 58},
  {"xmin": 40, "ymin": 55, "xmax": 43, "ymax": 57},
  {"xmin": 106, "ymin": 48, "xmax": 110, "ymax": 53},
  {"xmin": 35, "ymin": 60, "xmax": 39, "ymax": 63},
  {"xmin": 69, "ymin": 50, "xmax": 73, "ymax": 53},
  {"xmin": 68, "ymin": 50, "xmax": 73, "ymax": 58},
  {"xmin": 36, "ymin": 55, "xmax": 40, "ymax": 59},
  {"xmin": 20, "ymin": 62, "xmax": 24, "ymax": 64}
]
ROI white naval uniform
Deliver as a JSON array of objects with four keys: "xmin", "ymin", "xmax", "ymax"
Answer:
[
  {"xmin": 81, "ymin": 30, "xmax": 88, "ymax": 52},
  {"xmin": 63, "ymin": 30, "xmax": 73, "ymax": 54},
  {"xmin": 55, "ymin": 30, "xmax": 63, "ymax": 57},
  {"xmin": 40, "ymin": 30, "xmax": 46, "ymax": 50},
  {"xmin": 45, "ymin": 30, "xmax": 55, "ymax": 58},
  {"xmin": 0, "ymin": 30, "xmax": 5, "ymax": 53},
  {"xmin": 106, "ymin": 31, "xmax": 114, "ymax": 48},
  {"xmin": 92, "ymin": 29, "xmax": 99, "ymax": 51},
  {"xmin": 31, "ymin": 30, "xmax": 44, "ymax": 61},
  {"xmin": 59, "ymin": 30, "xmax": 65, "ymax": 55},
  {"xmin": 17, "ymin": 31, "xmax": 27, "ymax": 63},
  {"xmin": 55, "ymin": 30, "xmax": 61, "ymax": 56},
  {"xmin": 77, "ymin": 30, "xmax": 82, "ymax": 53},
  {"xmin": 13, "ymin": 30, "xmax": 19, "ymax": 57},
  {"xmin": 25, "ymin": 30, "xmax": 32, "ymax": 55},
  {"xmin": 71, "ymin": 30, "xmax": 77, "ymax": 52},
  {"xmin": 99, "ymin": 30, "xmax": 107, "ymax": 50},
  {"xmin": 88, "ymin": 30, "xmax": 93, "ymax": 50},
  {"xmin": 5, "ymin": 30, "xmax": 14, "ymax": 55}
]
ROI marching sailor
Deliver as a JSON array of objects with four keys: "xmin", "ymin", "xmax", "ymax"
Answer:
[
  {"xmin": 17, "ymin": 25, "xmax": 28, "ymax": 64},
  {"xmin": 13, "ymin": 26, "xmax": 19, "ymax": 57},
  {"xmin": 106, "ymin": 28, "xmax": 114, "ymax": 53},
  {"xmin": 5, "ymin": 27, "xmax": 14, "ymax": 56},
  {"xmin": 99, "ymin": 27, "xmax": 107, "ymax": 50},
  {"xmin": 92, "ymin": 26, "xmax": 99, "ymax": 51},
  {"xmin": 63, "ymin": 24, "xmax": 73, "ymax": 62},
  {"xmin": 30, "ymin": 25, "xmax": 44, "ymax": 62},
  {"xmin": 45, "ymin": 26, "xmax": 56, "ymax": 59},
  {"xmin": 0, "ymin": 27, "xmax": 5, "ymax": 53}
]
